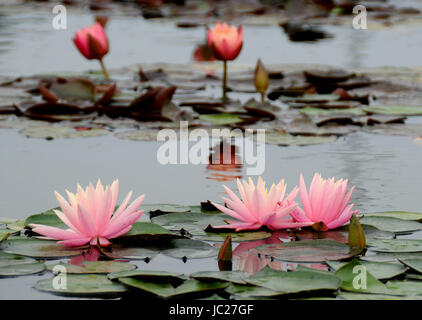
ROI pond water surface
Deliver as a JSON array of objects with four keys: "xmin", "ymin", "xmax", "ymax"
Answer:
[{"xmin": 1, "ymin": 1, "xmax": 422, "ymax": 299}]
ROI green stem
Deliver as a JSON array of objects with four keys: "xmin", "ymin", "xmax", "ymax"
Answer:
[
  {"xmin": 222, "ymin": 60, "xmax": 227, "ymax": 102},
  {"xmin": 260, "ymin": 92, "xmax": 265, "ymax": 103},
  {"xmin": 99, "ymin": 59, "xmax": 109, "ymax": 80}
]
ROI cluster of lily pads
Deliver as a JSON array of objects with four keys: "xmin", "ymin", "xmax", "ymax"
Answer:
[{"xmin": 2, "ymin": 199, "xmax": 422, "ymax": 299}]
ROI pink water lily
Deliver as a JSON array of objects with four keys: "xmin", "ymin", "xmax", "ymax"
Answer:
[
  {"xmin": 291, "ymin": 173, "xmax": 359, "ymax": 231},
  {"xmin": 30, "ymin": 180, "xmax": 145, "ymax": 247},
  {"xmin": 212, "ymin": 177, "xmax": 313, "ymax": 231}
]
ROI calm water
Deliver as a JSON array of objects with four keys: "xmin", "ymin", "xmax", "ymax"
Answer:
[
  {"xmin": 1, "ymin": 1, "xmax": 422, "ymax": 299},
  {"xmin": 1, "ymin": 1, "xmax": 422, "ymax": 76}
]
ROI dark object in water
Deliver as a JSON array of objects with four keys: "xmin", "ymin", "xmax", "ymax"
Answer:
[{"xmin": 280, "ymin": 21, "xmax": 332, "ymax": 42}]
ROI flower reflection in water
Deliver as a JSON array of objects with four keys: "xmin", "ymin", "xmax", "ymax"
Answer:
[
  {"xmin": 227, "ymin": 232, "xmax": 328, "ymax": 275},
  {"xmin": 69, "ymin": 247, "xmax": 101, "ymax": 266},
  {"xmin": 206, "ymin": 140, "xmax": 242, "ymax": 182}
]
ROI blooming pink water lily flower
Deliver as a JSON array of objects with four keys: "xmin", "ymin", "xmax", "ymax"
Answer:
[
  {"xmin": 30, "ymin": 180, "xmax": 145, "ymax": 247},
  {"xmin": 291, "ymin": 173, "xmax": 359, "ymax": 231},
  {"xmin": 212, "ymin": 177, "xmax": 313, "ymax": 231},
  {"xmin": 207, "ymin": 22, "xmax": 243, "ymax": 61},
  {"xmin": 73, "ymin": 22, "xmax": 109, "ymax": 60}
]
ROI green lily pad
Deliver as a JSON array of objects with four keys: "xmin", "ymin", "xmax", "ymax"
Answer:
[
  {"xmin": 199, "ymin": 114, "xmax": 243, "ymax": 126},
  {"xmin": 0, "ymin": 251, "xmax": 36, "ymax": 267},
  {"xmin": 115, "ymin": 222, "xmax": 184, "ymax": 242},
  {"xmin": 255, "ymin": 131, "xmax": 337, "ymax": 146},
  {"xmin": 399, "ymin": 259, "xmax": 422, "ymax": 274},
  {"xmin": 108, "ymin": 270, "xmax": 185, "ymax": 282},
  {"xmin": 190, "ymin": 271, "xmax": 248, "ymax": 285},
  {"xmin": 367, "ymin": 239, "xmax": 422, "ymax": 253},
  {"xmin": 151, "ymin": 211, "xmax": 229, "ymax": 236},
  {"xmin": 281, "ymin": 94, "xmax": 340, "ymax": 103},
  {"xmin": 225, "ymin": 283, "xmax": 280, "ymax": 298},
  {"xmin": 35, "ymin": 274, "xmax": 127, "ymax": 297},
  {"xmin": 338, "ymin": 292, "xmax": 422, "ymax": 300},
  {"xmin": 245, "ymin": 266, "xmax": 340, "ymax": 294},
  {"xmin": 295, "ymin": 225, "xmax": 394, "ymax": 243},
  {"xmin": 326, "ymin": 260, "xmax": 406, "ymax": 280},
  {"xmin": 108, "ymin": 246, "xmax": 158, "ymax": 260},
  {"xmin": 363, "ymin": 105, "xmax": 422, "ymax": 116},
  {"xmin": 361, "ymin": 211, "xmax": 422, "ymax": 221},
  {"xmin": 335, "ymin": 259, "xmax": 390, "ymax": 294},
  {"xmin": 0, "ymin": 229, "xmax": 17, "ymax": 243},
  {"xmin": 251, "ymin": 239, "xmax": 362, "ymax": 263},
  {"xmin": 161, "ymin": 239, "xmax": 218, "ymax": 259},
  {"xmin": 46, "ymin": 261, "xmax": 136, "ymax": 274},
  {"xmin": 0, "ymin": 262, "xmax": 45, "ymax": 277},
  {"xmin": 198, "ymin": 231, "xmax": 272, "ymax": 242},
  {"xmin": 142, "ymin": 204, "xmax": 191, "ymax": 215},
  {"xmin": 1, "ymin": 238, "xmax": 85, "ymax": 258},
  {"xmin": 25, "ymin": 208, "xmax": 66, "ymax": 229},
  {"xmin": 119, "ymin": 278, "xmax": 228, "ymax": 299},
  {"xmin": 49, "ymin": 78, "xmax": 95, "ymax": 101},
  {"xmin": 0, "ymin": 218, "xmax": 20, "ymax": 225},
  {"xmin": 361, "ymin": 252, "xmax": 422, "ymax": 262},
  {"xmin": 300, "ymin": 107, "xmax": 366, "ymax": 117},
  {"xmin": 385, "ymin": 280, "xmax": 422, "ymax": 296},
  {"xmin": 360, "ymin": 216, "xmax": 422, "ymax": 234}
]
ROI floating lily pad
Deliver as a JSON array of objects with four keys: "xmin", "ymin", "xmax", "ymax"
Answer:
[
  {"xmin": 46, "ymin": 261, "xmax": 136, "ymax": 274},
  {"xmin": 25, "ymin": 208, "xmax": 65, "ymax": 229},
  {"xmin": 119, "ymin": 278, "xmax": 228, "ymax": 299},
  {"xmin": 49, "ymin": 78, "xmax": 96, "ymax": 101},
  {"xmin": 295, "ymin": 225, "xmax": 394, "ymax": 243},
  {"xmin": 108, "ymin": 270, "xmax": 185, "ymax": 282},
  {"xmin": 361, "ymin": 252, "xmax": 422, "ymax": 262},
  {"xmin": 108, "ymin": 246, "xmax": 158, "ymax": 260},
  {"xmin": 0, "ymin": 262, "xmax": 45, "ymax": 277},
  {"xmin": 115, "ymin": 222, "xmax": 184, "ymax": 242},
  {"xmin": 151, "ymin": 211, "xmax": 229, "ymax": 235},
  {"xmin": 161, "ymin": 239, "xmax": 218, "ymax": 259},
  {"xmin": 361, "ymin": 211, "xmax": 422, "ymax": 221},
  {"xmin": 399, "ymin": 259, "xmax": 422, "ymax": 274},
  {"xmin": 190, "ymin": 271, "xmax": 248, "ymax": 285},
  {"xmin": 300, "ymin": 107, "xmax": 366, "ymax": 117},
  {"xmin": 225, "ymin": 283, "xmax": 280, "ymax": 298},
  {"xmin": 0, "ymin": 217, "xmax": 19, "ymax": 225},
  {"xmin": 245, "ymin": 266, "xmax": 340, "ymax": 294},
  {"xmin": 114, "ymin": 130, "xmax": 161, "ymax": 142},
  {"xmin": 326, "ymin": 260, "xmax": 406, "ymax": 280},
  {"xmin": 199, "ymin": 114, "xmax": 244, "ymax": 126},
  {"xmin": 142, "ymin": 204, "xmax": 191, "ymax": 215},
  {"xmin": 281, "ymin": 94, "xmax": 340, "ymax": 103},
  {"xmin": 255, "ymin": 131, "xmax": 337, "ymax": 146},
  {"xmin": 19, "ymin": 126, "xmax": 109, "ymax": 139},
  {"xmin": 385, "ymin": 280, "xmax": 422, "ymax": 296},
  {"xmin": 335, "ymin": 259, "xmax": 389, "ymax": 294},
  {"xmin": 0, "ymin": 229, "xmax": 17, "ymax": 243},
  {"xmin": 198, "ymin": 231, "xmax": 272, "ymax": 242},
  {"xmin": 1, "ymin": 238, "xmax": 85, "ymax": 258},
  {"xmin": 35, "ymin": 274, "xmax": 127, "ymax": 297},
  {"xmin": 0, "ymin": 251, "xmax": 36, "ymax": 267},
  {"xmin": 338, "ymin": 292, "xmax": 422, "ymax": 300},
  {"xmin": 360, "ymin": 216, "xmax": 422, "ymax": 234},
  {"xmin": 251, "ymin": 239, "xmax": 362, "ymax": 263},
  {"xmin": 367, "ymin": 239, "xmax": 422, "ymax": 253},
  {"xmin": 363, "ymin": 105, "xmax": 422, "ymax": 116}
]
